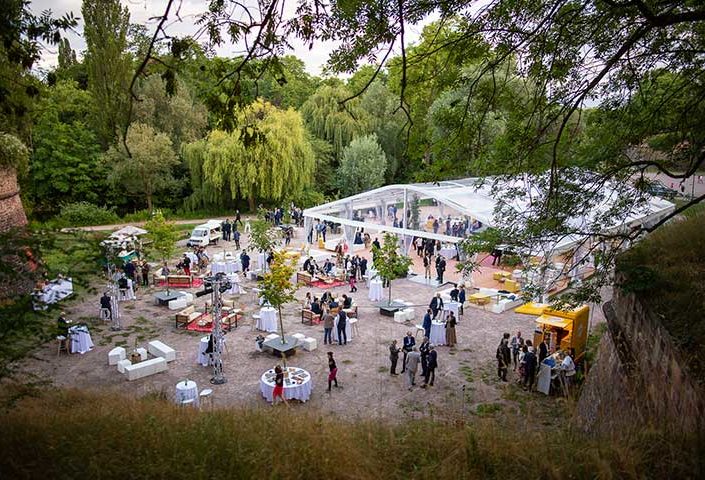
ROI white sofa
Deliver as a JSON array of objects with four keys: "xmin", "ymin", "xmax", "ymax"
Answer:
[
  {"xmin": 148, "ymin": 340, "xmax": 176, "ymax": 362},
  {"xmin": 123, "ymin": 357, "xmax": 167, "ymax": 381},
  {"xmin": 108, "ymin": 346, "xmax": 126, "ymax": 365},
  {"xmin": 117, "ymin": 359, "xmax": 132, "ymax": 373}
]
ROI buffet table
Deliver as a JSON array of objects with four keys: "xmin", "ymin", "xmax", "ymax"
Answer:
[
  {"xmin": 69, "ymin": 325, "xmax": 94, "ymax": 354},
  {"xmin": 429, "ymin": 321, "xmax": 446, "ymax": 346},
  {"xmin": 260, "ymin": 367, "xmax": 312, "ymax": 403},
  {"xmin": 368, "ymin": 279, "xmax": 384, "ymax": 301}
]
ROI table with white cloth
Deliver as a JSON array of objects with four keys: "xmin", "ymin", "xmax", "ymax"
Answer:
[
  {"xmin": 441, "ymin": 301, "xmax": 460, "ymax": 320},
  {"xmin": 211, "ymin": 261, "xmax": 241, "ymax": 275},
  {"xmin": 439, "ymin": 245, "xmax": 457, "ymax": 259},
  {"xmin": 224, "ymin": 273, "xmax": 243, "ymax": 294},
  {"xmin": 365, "ymin": 268, "xmax": 379, "ymax": 286},
  {"xmin": 260, "ymin": 367, "xmax": 312, "ymax": 403},
  {"xmin": 68, "ymin": 325, "xmax": 94, "ymax": 354},
  {"xmin": 257, "ymin": 307, "xmax": 278, "ymax": 332},
  {"xmin": 184, "ymin": 252, "xmax": 198, "ymax": 265},
  {"xmin": 429, "ymin": 321, "xmax": 446, "ymax": 346},
  {"xmin": 175, "ymin": 380, "xmax": 199, "ymax": 406},
  {"xmin": 368, "ymin": 279, "xmax": 384, "ymax": 301},
  {"xmin": 197, "ymin": 336, "xmax": 211, "ymax": 366},
  {"xmin": 332, "ymin": 314, "xmax": 353, "ymax": 343},
  {"xmin": 124, "ymin": 278, "xmax": 136, "ymax": 300},
  {"xmin": 33, "ymin": 278, "xmax": 74, "ymax": 309}
]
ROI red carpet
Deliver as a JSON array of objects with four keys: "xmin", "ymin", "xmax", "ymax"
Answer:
[
  {"xmin": 185, "ymin": 314, "xmax": 233, "ymax": 333},
  {"xmin": 157, "ymin": 277, "xmax": 204, "ymax": 288},
  {"xmin": 311, "ymin": 279, "xmax": 348, "ymax": 289}
]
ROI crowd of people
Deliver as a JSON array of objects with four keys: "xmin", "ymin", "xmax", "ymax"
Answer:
[{"xmin": 389, "ymin": 333, "xmax": 440, "ymax": 390}]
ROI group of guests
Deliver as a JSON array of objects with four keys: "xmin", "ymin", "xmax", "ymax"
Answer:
[
  {"xmin": 120, "ymin": 258, "xmax": 151, "ymax": 287},
  {"xmin": 389, "ymin": 333, "xmax": 439, "ymax": 390},
  {"xmin": 426, "ymin": 214, "xmax": 483, "ymax": 238},
  {"xmin": 422, "ymin": 299, "xmax": 458, "ymax": 347},
  {"xmin": 220, "ymin": 217, "xmax": 242, "ymax": 248},
  {"xmin": 270, "ymin": 351, "xmax": 339, "ymax": 406},
  {"xmin": 496, "ymin": 331, "xmax": 576, "ymax": 394},
  {"xmin": 414, "ymin": 238, "xmax": 450, "ymax": 283},
  {"xmin": 304, "ymin": 291, "xmax": 354, "ymax": 346}
]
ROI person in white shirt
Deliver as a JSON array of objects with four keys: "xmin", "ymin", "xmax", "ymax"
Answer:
[{"xmin": 560, "ymin": 350, "xmax": 576, "ymax": 394}]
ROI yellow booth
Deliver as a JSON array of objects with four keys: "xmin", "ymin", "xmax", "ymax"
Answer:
[{"xmin": 532, "ymin": 305, "xmax": 589, "ymax": 361}]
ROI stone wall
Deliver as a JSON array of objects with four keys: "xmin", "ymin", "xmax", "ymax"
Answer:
[
  {"xmin": 576, "ymin": 286, "xmax": 705, "ymax": 434},
  {"xmin": 0, "ymin": 165, "xmax": 28, "ymax": 233}
]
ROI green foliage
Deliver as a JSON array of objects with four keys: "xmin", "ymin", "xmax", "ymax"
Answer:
[
  {"xmin": 248, "ymin": 219, "xmax": 279, "ymax": 254},
  {"xmin": 105, "ymin": 123, "xmax": 180, "ymax": 211},
  {"xmin": 0, "ymin": 133, "xmax": 29, "ymax": 172},
  {"xmin": 371, "ymin": 233, "xmax": 413, "ymax": 304},
  {"xmin": 54, "ymin": 202, "xmax": 119, "ymax": 227},
  {"xmin": 144, "ymin": 212, "xmax": 178, "ymax": 262},
  {"xmin": 82, "ymin": 0, "xmax": 131, "ymax": 147},
  {"xmin": 259, "ymin": 251, "xmax": 298, "ymax": 340},
  {"xmin": 337, "ymin": 134, "xmax": 387, "ymax": 196},
  {"xmin": 184, "ymin": 99, "xmax": 314, "ymax": 210},
  {"xmin": 29, "ymin": 81, "xmax": 105, "ymax": 216}
]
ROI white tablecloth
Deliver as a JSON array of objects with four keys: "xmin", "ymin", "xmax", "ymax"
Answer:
[
  {"xmin": 175, "ymin": 380, "xmax": 199, "ymax": 406},
  {"xmin": 441, "ymin": 301, "xmax": 460, "ymax": 320},
  {"xmin": 225, "ymin": 273, "xmax": 243, "ymax": 294},
  {"xmin": 69, "ymin": 326, "xmax": 94, "ymax": 354},
  {"xmin": 260, "ymin": 367, "xmax": 312, "ymax": 403},
  {"xmin": 332, "ymin": 315, "xmax": 353, "ymax": 343},
  {"xmin": 34, "ymin": 278, "xmax": 74, "ymax": 309},
  {"xmin": 184, "ymin": 252, "xmax": 198, "ymax": 265},
  {"xmin": 439, "ymin": 246, "xmax": 457, "ymax": 259},
  {"xmin": 257, "ymin": 252, "xmax": 266, "ymax": 270},
  {"xmin": 257, "ymin": 307, "xmax": 278, "ymax": 332},
  {"xmin": 212, "ymin": 261, "xmax": 241, "ymax": 274},
  {"xmin": 368, "ymin": 279, "xmax": 384, "ymax": 301},
  {"xmin": 429, "ymin": 321, "xmax": 446, "ymax": 346},
  {"xmin": 197, "ymin": 336, "xmax": 210, "ymax": 366}
]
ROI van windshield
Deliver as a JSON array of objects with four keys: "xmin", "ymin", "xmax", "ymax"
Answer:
[{"xmin": 193, "ymin": 229, "xmax": 208, "ymax": 237}]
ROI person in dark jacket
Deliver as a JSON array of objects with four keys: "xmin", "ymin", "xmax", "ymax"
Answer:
[
  {"xmin": 523, "ymin": 346, "xmax": 538, "ymax": 391},
  {"xmin": 429, "ymin": 293, "xmax": 444, "ymax": 320},
  {"xmin": 496, "ymin": 339, "xmax": 511, "ymax": 381},
  {"xmin": 422, "ymin": 345, "xmax": 438, "ymax": 387},
  {"xmin": 240, "ymin": 250, "xmax": 250, "ymax": 272},
  {"xmin": 389, "ymin": 339, "xmax": 401, "ymax": 375},
  {"xmin": 458, "ymin": 285, "xmax": 466, "ymax": 316},
  {"xmin": 100, "ymin": 292, "xmax": 112, "ymax": 320},
  {"xmin": 401, "ymin": 331, "xmax": 415, "ymax": 373},
  {"xmin": 422, "ymin": 308, "xmax": 433, "ymax": 339},
  {"xmin": 538, "ymin": 338, "xmax": 549, "ymax": 365}
]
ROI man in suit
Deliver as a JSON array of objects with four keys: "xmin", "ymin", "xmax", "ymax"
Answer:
[
  {"xmin": 100, "ymin": 292, "xmax": 112, "ymax": 320},
  {"xmin": 232, "ymin": 228, "xmax": 241, "ymax": 249},
  {"xmin": 419, "ymin": 336, "xmax": 430, "ymax": 379},
  {"xmin": 458, "ymin": 285, "xmax": 466, "ymax": 316},
  {"xmin": 405, "ymin": 346, "xmax": 421, "ymax": 391},
  {"xmin": 436, "ymin": 256, "xmax": 447, "ymax": 283},
  {"xmin": 240, "ymin": 250, "xmax": 250, "ymax": 273},
  {"xmin": 429, "ymin": 293, "xmax": 444, "ymax": 320},
  {"xmin": 401, "ymin": 331, "xmax": 415, "ymax": 373},
  {"xmin": 336, "ymin": 309, "xmax": 347, "ymax": 345},
  {"xmin": 422, "ymin": 308, "xmax": 433, "ymax": 338},
  {"xmin": 450, "ymin": 284, "xmax": 459, "ymax": 302},
  {"xmin": 422, "ymin": 345, "xmax": 438, "ymax": 387}
]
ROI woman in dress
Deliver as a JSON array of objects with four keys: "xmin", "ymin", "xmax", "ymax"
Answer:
[
  {"xmin": 272, "ymin": 365, "xmax": 288, "ymax": 406},
  {"xmin": 445, "ymin": 311, "xmax": 458, "ymax": 347}
]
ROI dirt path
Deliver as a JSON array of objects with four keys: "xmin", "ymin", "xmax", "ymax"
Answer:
[{"xmin": 66, "ymin": 215, "xmax": 254, "ymax": 232}]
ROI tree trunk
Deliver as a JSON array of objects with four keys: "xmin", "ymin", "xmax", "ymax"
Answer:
[
  {"xmin": 146, "ymin": 193, "xmax": 153, "ymax": 213},
  {"xmin": 388, "ymin": 279, "xmax": 392, "ymax": 306},
  {"xmin": 248, "ymin": 193, "xmax": 255, "ymax": 212}
]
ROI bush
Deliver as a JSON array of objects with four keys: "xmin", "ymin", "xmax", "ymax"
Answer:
[{"xmin": 54, "ymin": 202, "xmax": 119, "ymax": 227}]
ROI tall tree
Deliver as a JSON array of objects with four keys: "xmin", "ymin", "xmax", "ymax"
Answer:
[
  {"xmin": 183, "ymin": 99, "xmax": 315, "ymax": 211},
  {"xmin": 337, "ymin": 134, "xmax": 387, "ymax": 196},
  {"xmin": 82, "ymin": 0, "xmax": 131, "ymax": 148},
  {"xmin": 371, "ymin": 233, "xmax": 413, "ymax": 305},
  {"xmin": 29, "ymin": 81, "xmax": 105, "ymax": 216},
  {"xmin": 105, "ymin": 123, "xmax": 179, "ymax": 211},
  {"xmin": 144, "ymin": 212, "xmax": 178, "ymax": 263}
]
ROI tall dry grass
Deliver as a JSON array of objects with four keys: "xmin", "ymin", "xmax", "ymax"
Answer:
[{"xmin": 0, "ymin": 387, "xmax": 702, "ymax": 479}]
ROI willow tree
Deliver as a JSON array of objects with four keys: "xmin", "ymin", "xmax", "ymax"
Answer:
[
  {"xmin": 300, "ymin": 85, "xmax": 368, "ymax": 158},
  {"xmin": 183, "ymin": 99, "xmax": 315, "ymax": 211}
]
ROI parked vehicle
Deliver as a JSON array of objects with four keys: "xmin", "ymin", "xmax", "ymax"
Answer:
[
  {"xmin": 645, "ymin": 181, "xmax": 677, "ymax": 200},
  {"xmin": 187, "ymin": 220, "xmax": 222, "ymax": 247}
]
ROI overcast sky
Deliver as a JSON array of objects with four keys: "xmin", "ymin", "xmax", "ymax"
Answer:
[{"xmin": 33, "ymin": 0, "xmax": 432, "ymax": 77}]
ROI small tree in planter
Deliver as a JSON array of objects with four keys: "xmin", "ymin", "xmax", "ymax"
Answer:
[
  {"xmin": 371, "ymin": 232, "xmax": 412, "ymax": 305},
  {"xmin": 259, "ymin": 251, "xmax": 297, "ymax": 347},
  {"xmin": 248, "ymin": 219, "xmax": 279, "ymax": 275},
  {"xmin": 144, "ymin": 212, "xmax": 178, "ymax": 264}
]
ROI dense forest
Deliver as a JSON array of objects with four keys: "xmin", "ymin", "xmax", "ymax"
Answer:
[{"xmin": 1, "ymin": 0, "xmax": 703, "ymax": 225}]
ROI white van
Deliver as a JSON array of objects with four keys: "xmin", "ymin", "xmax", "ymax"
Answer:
[{"xmin": 187, "ymin": 220, "xmax": 222, "ymax": 247}]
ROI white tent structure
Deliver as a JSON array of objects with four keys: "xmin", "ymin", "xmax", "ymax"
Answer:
[{"xmin": 303, "ymin": 176, "xmax": 676, "ymax": 256}]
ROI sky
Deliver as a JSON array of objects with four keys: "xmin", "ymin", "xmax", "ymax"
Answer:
[{"xmin": 33, "ymin": 0, "xmax": 434, "ymax": 77}]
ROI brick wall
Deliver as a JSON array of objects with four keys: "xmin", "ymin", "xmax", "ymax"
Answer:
[
  {"xmin": 0, "ymin": 165, "xmax": 28, "ymax": 233},
  {"xmin": 576, "ymin": 283, "xmax": 705, "ymax": 434}
]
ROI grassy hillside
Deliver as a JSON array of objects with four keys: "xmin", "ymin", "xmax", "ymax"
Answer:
[{"xmin": 0, "ymin": 386, "xmax": 702, "ymax": 479}]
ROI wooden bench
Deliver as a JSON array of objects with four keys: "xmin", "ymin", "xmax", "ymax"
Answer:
[
  {"xmin": 297, "ymin": 271, "xmax": 313, "ymax": 286},
  {"xmin": 175, "ymin": 305, "xmax": 201, "ymax": 329},
  {"xmin": 343, "ymin": 305, "xmax": 358, "ymax": 318},
  {"xmin": 222, "ymin": 310, "xmax": 242, "ymax": 330},
  {"xmin": 167, "ymin": 275, "xmax": 192, "ymax": 288},
  {"xmin": 301, "ymin": 309, "xmax": 321, "ymax": 325}
]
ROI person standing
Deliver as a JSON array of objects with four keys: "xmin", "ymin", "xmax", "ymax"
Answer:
[
  {"xmin": 401, "ymin": 331, "xmax": 415, "ymax": 373},
  {"xmin": 510, "ymin": 331, "xmax": 524, "ymax": 371},
  {"xmin": 449, "ymin": 284, "xmax": 459, "ymax": 302},
  {"xmin": 140, "ymin": 261, "xmax": 150, "ymax": 287},
  {"xmin": 124, "ymin": 260, "xmax": 136, "ymax": 280},
  {"xmin": 389, "ymin": 339, "xmax": 401, "ymax": 375},
  {"xmin": 458, "ymin": 285, "xmax": 466, "ymax": 316},
  {"xmin": 235, "ymin": 210, "xmax": 242, "ymax": 226},
  {"xmin": 429, "ymin": 293, "xmax": 443, "ymax": 320},
  {"xmin": 437, "ymin": 256, "xmax": 446, "ymax": 283},
  {"xmin": 538, "ymin": 338, "xmax": 548, "ymax": 365},
  {"xmin": 419, "ymin": 336, "xmax": 431, "ymax": 379},
  {"xmin": 322, "ymin": 308, "xmax": 334, "ymax": 345},
  {"xmin": 422, "ymin": 345, "xmax": 438, "ymax": 387},
  {"xmin": 423, "ymin": 254, "xmax": 432, "ymax": 280},
  {"xmin": 523, "ymin": 346, "xmax": 538, "ymax": 392},
  {"xmin": 240, "ymin": 250, "xmax": 250, "ymax": 273},
  {"xmin": 405, "ymin": 346, "xmax": 421, "ymax": 391},
  {"xmin": 445, "ymin": 312, "xmax": 457, "ymax": 347},
  {"xmin": 422, "ymin": 308, "xmax": 433, "ymax": 339},
  {"xmin": 496, "ymin": 339, "xmax": 511, "ymax": 382},
  {"xmin": 348, "ymin": 271, "xmax": 357, "ymax": 292},
  {"xmin": 336, "ymin": 309, "xmax": 348, "ymax": 345},
  {"xmin": 182, "ymin": 254, "xmax": 191, "ymax": 276},
  {"xmin": 272, "ymin": 365, "xmax": 288, "ymax": 406},
  {"xmin": 233, "ymin": 229, "xmax": 241, "ymax": 250},
  {"xmin": 327, "ymin": 351, "xmax": 339, "ymax": 392}
]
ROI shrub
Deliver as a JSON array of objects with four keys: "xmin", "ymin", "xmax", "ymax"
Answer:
[{"xmin": 54, "ymin": 202, "xmax": 119, "ymax": 227}]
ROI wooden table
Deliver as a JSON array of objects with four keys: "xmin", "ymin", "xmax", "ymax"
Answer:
[{"xmin": 468, "ymin": 293, "xmax": 492, "ymax": 306}]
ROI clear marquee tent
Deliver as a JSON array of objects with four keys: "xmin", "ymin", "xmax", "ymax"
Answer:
[{"xmin": 302, "ymin": 176, "xmax": 676, "ymax": 258}]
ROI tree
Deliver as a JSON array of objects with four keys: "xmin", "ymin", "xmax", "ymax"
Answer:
[
  {"xmin": 248, "ymin": 219, "xmax": 280, "ymax": 273},
  {"xmin": 82, "ymin": 0, "xmax": 131, "ymax": 147},
  {"xmin": 29, "ymin": 81, "xmax": 106, "ymax": 216},
  {"xmin": 183, "ymin": 99, "xmax": 315, "ymax": 211},
  {"xmin": 371, "ymin": 233, "xmax": 412, "ymax": 305},
  {"xmin": 337, "ymin": 134, "xmax": 387, "ymax": 196},
  {"xmin": 144, "ymin": 212, "xmax": 178, "ymax": 263},
  {"xmin": 259, "ymin": 251, "xmax": 298, "ymax": 345},
  {"xmin": 132, "ymin": 74, "xmax": 208, "ymax": 150},
  {"xmin": 105, "ymin": 123, "xmax": 179, "ymax": 211},
  {"xmin": 0, "ymin": 133, "xmax": 30, "ymax": 232}
]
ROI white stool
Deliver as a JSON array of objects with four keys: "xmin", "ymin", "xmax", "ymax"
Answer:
[
  {"xmin": 302, "ymin": 337, "xmax": 317, "ymax": 351},
  {"xmin": 117, "ymin": 359, "xmax": 131, "ymax": 373},
  {"xmin": 108, "ymin": 346, "xmax": 126, "ymax": 365},
  {"xmin": 403, "ymin": 308, "xmax": 416, "ymax": 321},
  {"xmin": 135, "ymin": 347, "xmax": 148, "ymax": 361},
  {"xmin": 394, "ymin": 311, "xmax": 407, "ymax": 324},
  {"xmin": 264, "ymin": 333, "xmax": 279, "ymax": 342},
  {"xmin": 415, "ymin": 324, "xmax": 425, "ymax": 339},
  {"xmin": 292, "ymin": 333, "xmax": 306, "ymax": 345},
  {"xmin": 180, "ymin": 398, "xmax": 196, "ymax": 407},
  {"xmin": 99, "ymin": 308, "xmax": 111, "ymax": 323},
  {"xmin": 57, "ymin": 335, "xmax": 69, "ymax": 356},
  {"xmin": 252, "ymin": 314, "xmax": 261, "ymax": 331},
  {"xmin": 199, "ymin": 388, "xmax": 214, "ymax": 409},
  {"xmin": 349, "ymin": 318, "xmax": 359, "ymax": 336}
]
